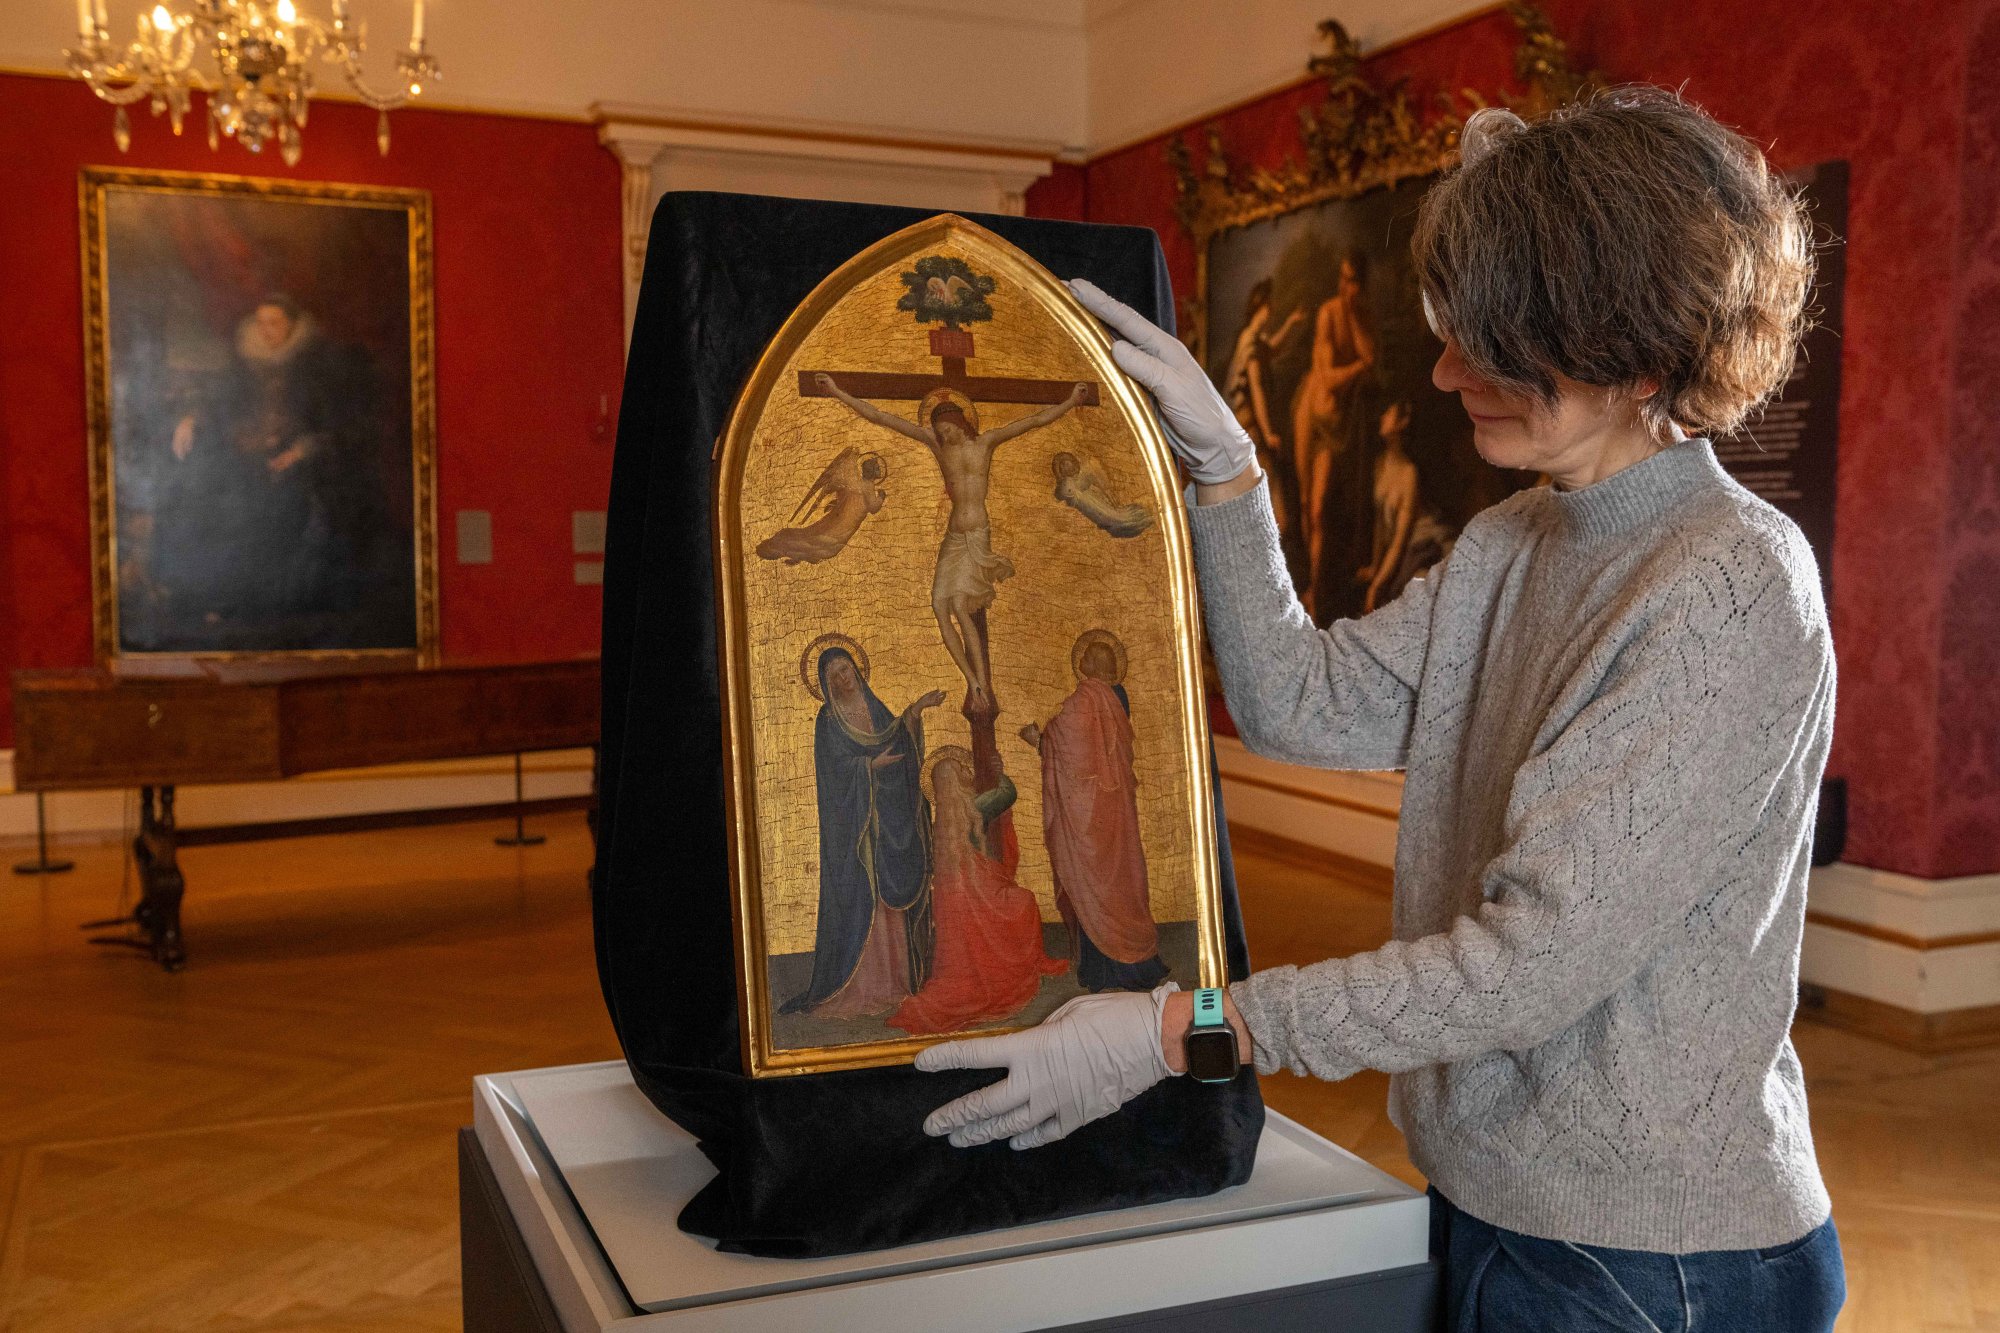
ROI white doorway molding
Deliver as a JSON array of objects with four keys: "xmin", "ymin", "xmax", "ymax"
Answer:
[{"xmin": 596, "ymin": 106, "xmax": 1059, "ymax": 341}]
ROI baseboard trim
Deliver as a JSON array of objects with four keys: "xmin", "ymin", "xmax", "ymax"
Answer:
[
  {"xmin": 1218, "ymin": 768, "xmax": 1402, "ymax": 820},
  {"xmin": 1803, "ymin": 910, "xmax": 2000, "ymax": 952},
  {"xmin": 1214, "ymin": 738, "xmax": 1402, "ymax": 872},
  {"xmin": 1226, "ymin": 823, "xmax": 1395, "ymax": 897},
  {"xmin": 1213, "ymin": 742, "xmax": 2000, "ymax": 1029},
  {"xmin": 1797, "ymin": 984, "xmax": 2000, "ymax": 1053},
  {"xmin": 0, "ymin": 748, "xmax": 596, "ymax": 846},
  {"xmin": 1802, "ymin": 861, "xmax": 2000, "ymax": 941},
  {"xmin": 1220, "ymin": 821, "xmax": 2000, "ymax": 1051}
]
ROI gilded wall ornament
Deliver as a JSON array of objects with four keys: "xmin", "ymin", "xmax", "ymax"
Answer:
[{"xmin": 1171, "ymin": 2, "xmax": 1597, "ymax": 359}]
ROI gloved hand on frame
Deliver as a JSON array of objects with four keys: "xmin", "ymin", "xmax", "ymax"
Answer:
[
  {"xmin": 916, "ymin": 984, "xmax": 1178, "ymax": 1150},
  {"xmin": 1067, "ymin": 278, "xmax": 1256, "ymax": 486}
]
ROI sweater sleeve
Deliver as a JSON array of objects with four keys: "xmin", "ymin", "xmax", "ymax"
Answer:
[
  {"xmin": 1230, "ymin": 533, "xmax": 1834, "ymax": 1079},
  {"xmin": 1187, "ymin": 479, "xmax": 1444, "ymax": 770}
]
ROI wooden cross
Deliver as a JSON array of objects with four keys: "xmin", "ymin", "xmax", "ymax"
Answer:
[
  {"xmin": 800, "ymin": 327, "xmax": 1100, "ymax": 791},
  {"xmin": 797, "ymin": 327, "xmax": 1101, "ymax": 410}
]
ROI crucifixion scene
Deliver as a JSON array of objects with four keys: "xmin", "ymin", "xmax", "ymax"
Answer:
[
  {"xmin": 809, "ymin": 374, "xmax": 1090, "ymax": 714},
  {"xmin": 766, "ymin": 249, "xmax": 1116, "ymax": 793},
  {"xmin": 724, "ymin": 221, "xmax": 1216, "ymax": 1068}
]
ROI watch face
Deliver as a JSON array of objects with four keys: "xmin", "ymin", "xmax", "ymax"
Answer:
[{"xmin": 1185, "ymin": 1028, "xmax": 1239, "ymax": 1083}]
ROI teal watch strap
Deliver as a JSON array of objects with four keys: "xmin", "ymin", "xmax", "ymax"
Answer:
[{"xmin": 1191, "ymin": 987, "xmax": 1227, "ymax": 1029}]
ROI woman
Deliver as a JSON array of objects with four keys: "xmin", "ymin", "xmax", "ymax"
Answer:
[
  {"xmin": 1221, "ymin": 279, "xmax": 1305, "ymax": 537},
  {"xmin": 918, "ymin": 88, "xmax": 1844, "ymax": 1330},
  {"xmin": 779, "ymin": 644, "xmax": 943, "ymax": 1018},
  {"xmin": 1290, "ymin": 251, "xmax": 1378, "ymax": 621},
  {"xmin": 1358, "ymin": 400, "xmax": 1454, "ymax": 612},
  {"xmin": 889, "ymin": 746, "xmax": 1067, "ymax": 1036}
]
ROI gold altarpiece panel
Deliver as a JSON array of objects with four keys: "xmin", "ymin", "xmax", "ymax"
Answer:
[{"xmin": 716, "ymin": 216, "xmax": 1226, "ymax": 1077}]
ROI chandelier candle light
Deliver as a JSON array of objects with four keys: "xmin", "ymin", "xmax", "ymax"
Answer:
[{"xmin": 65, "ymin": 0, "xmax": 440, "ymax": 165}]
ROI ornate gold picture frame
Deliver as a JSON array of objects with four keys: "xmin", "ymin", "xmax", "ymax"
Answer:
[
  {"xmin": 1172, "ymin": 4, "xmax": 1593, "ymax": 361},
  {"xmin": 82, "ymin": 167, "xmax": 439, "ymax": 667},
  {"xmin": 716, "ymin": 215, "xmax": 1228, "ymax": 1077}
]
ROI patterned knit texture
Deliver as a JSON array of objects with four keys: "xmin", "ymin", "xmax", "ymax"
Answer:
[{"xmin": 1193, "ymin": 439, "xmax": 1835, "ymax": 1253}]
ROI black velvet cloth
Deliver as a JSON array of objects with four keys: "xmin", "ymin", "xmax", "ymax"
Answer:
[{"xmin": 594, "ymin": 192, "xmax": 1264, "ymax": 1258}]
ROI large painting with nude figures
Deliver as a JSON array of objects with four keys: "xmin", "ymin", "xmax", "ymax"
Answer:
[
  {"xmin": 1200, "ymin": 177, "xmax": 1534, "ymax": 625},
  {"xmin": 714, "ymin": 215, "xmax": 1228, "ymax": 1077},
  {"xmin": 1171, "ymin": 10, "xmax": 1594, "ymax": 625}
]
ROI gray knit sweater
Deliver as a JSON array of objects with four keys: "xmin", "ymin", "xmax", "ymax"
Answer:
[{"xmin": 1194, "ymin": 439, "xmax": 1834, "ymax": 1253}]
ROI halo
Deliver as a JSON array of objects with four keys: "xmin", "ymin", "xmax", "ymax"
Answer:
[
  {"xmin": 858, "ymin": 451, "xmax": 887, "ymax": 481},
  {"xmin": 1070, "ymin": 628, "xmax": 1128, "ymax": 685},
  {"xmin": 918, "ymin": 387, "xmax": 980, "ymax": 435},
  {"xmin": 921, "ymin": 744, "xmax": 973, "ymax": 802},
  {"xmin": 800, "ymin": 632, "xmax": 870, "ymax": 701}
]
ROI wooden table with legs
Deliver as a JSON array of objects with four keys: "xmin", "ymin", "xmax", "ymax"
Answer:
[{"xmin": 10, "ymin": 658, "xmax": 599, "ymax": 970}]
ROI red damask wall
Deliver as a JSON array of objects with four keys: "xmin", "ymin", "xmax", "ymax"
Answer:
[
  {"xmin": 1030, "ymin": 1, "xmax": 2000, "ymax": 879},
  {"xmin": 0, "ymin": 72, "xmax": 624, "ymax": 741}
]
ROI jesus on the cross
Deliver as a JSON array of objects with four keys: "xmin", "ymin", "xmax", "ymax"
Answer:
[{"xmin": 814, "ymin": 372, "xmax": 1091, "ymax": 710}]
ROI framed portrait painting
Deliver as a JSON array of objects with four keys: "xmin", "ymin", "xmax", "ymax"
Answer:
[
  {"xmin": 715, "ymin": 215, "xmax": 1229, "ymax": 1077},
  {"xmin": 82, "ymin": 167, "xmax": 438, "ymax": 665}
]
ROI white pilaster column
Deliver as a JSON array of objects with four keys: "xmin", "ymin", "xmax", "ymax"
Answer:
[{"xmin": 600, "ymin": 132, "xmax": 659, "ymax": 347}]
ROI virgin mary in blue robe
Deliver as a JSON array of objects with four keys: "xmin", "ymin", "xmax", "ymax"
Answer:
[{"xmin": 779, "ymin": 647, "xmax": 935, "ymax": 1015}]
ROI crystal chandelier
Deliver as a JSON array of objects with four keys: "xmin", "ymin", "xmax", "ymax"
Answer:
[{"xmin": 65, "ymin": 1, "xmax": 441, "ymax": 165}]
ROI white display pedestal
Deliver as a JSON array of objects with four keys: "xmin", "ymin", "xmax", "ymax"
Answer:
[{"xmin": 466, "ymin": 1061, "xmax": 1433, "ymax": 1332}]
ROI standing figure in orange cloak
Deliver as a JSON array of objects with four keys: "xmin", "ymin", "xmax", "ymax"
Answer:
[
  {"xmin": 1019, "ymin": 630, "xmax": 1170, "ymax": 993},
  {"xmin": 890, "ymin": 745, "xmax": 1067, "ymax": 1035}
]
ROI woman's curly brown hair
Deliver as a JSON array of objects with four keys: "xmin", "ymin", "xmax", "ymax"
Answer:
[{"xmin": 1411, "ymin": 86, "xmax": 1816, "ymax": 441}]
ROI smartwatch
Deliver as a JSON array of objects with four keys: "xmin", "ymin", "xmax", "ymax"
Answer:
[{"xmin": 1183, "ymin": 987, "xmax": 1240, "ymax": 1083}]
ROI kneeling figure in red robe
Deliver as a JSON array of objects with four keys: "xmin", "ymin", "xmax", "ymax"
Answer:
[{"xmin": 889, "ymin": 746, "xmax": 1068, "ymax": 1036}]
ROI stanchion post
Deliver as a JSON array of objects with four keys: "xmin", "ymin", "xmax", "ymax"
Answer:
[
  {"xmin": 14, "ymin": 791, "xmax": 76, "ymax": 875},
  {"xmin": 494, "ymin": 753, "xmax": 546, "ymax": 848}
]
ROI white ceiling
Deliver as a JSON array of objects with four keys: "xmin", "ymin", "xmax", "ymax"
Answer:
[
  {"xmin": 1087, "ymin": 0, "xmax": 1489, "ymax": 154},
  {"xmin": 3, "ymin": 0, "xmax": 1487, "ymax": 156}
]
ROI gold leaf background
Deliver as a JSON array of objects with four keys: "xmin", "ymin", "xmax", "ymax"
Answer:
[{"xmin": 736, "ymin": 238, "xmax": 1199, "ymax": 956}]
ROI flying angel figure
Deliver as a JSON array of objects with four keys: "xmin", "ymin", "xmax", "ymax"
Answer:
[
  {"xmin": 756, "ymin": 447, "xmax": 888, "ymax": 565},
  {"xmin": 1051, "ymin": 452, "xmax": 1154, "ymax": 539}
]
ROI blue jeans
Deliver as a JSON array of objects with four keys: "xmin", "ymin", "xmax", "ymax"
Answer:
[{"xmin": 1429, "ymin": 1187, "xmax": 1845, "ymax": 1332}]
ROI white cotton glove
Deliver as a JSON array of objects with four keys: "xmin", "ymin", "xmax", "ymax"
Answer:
[
  {"xmin": 1066, "ymin": 278, "xmax": 1256, "ymax": 486},
  {"xmin": 916, "ymin": 983, "xmax": 1179, "ymax": 1150}
]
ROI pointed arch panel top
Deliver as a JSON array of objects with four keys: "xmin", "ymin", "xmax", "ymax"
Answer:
[{"xmin": 715, "ymin": 214, "xmax": 1224, "ymax": 1077}]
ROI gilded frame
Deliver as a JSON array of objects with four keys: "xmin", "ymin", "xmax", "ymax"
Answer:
[
  {"xmin": 81, "ymin": 166, "xmax": 440, "ymax": 668},
  {"xmin": 1172, "ymin": 2, "xmax": 1595, "ymax": 362},
  {"xmin": 715, "ymin": 214, "xmax": 1229, "ymax": 1078}
]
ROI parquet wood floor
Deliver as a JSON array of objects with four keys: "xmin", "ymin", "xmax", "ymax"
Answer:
[
  {"xmin": 0, "ymin": 818, "xmax": 617, "ymax": 1332},
  {"xmin": 0, "ymin": 816, "xmax": 1991, "ymax": 1330}
]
